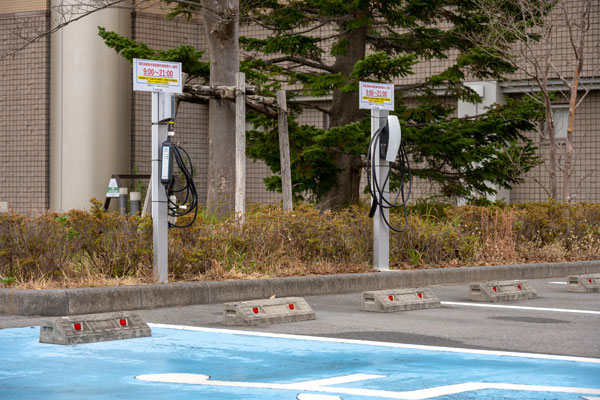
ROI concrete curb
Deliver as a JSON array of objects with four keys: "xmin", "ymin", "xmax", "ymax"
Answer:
[{"xmin": 2, "ymin": 260, "xmax": 599, "ymax": 316}]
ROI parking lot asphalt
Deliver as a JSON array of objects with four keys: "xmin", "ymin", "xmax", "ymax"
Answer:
[{"xmin": 3, "ymin": 277, "xmax": 598, "ymax": 359}]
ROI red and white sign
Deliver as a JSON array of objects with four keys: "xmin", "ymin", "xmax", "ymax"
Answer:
[
  {"xmin": 359, "ymin": 81, "xmax": 394, "ymax": 111},
  {"xmin": 133, "ymin": 59, "xmax": 182, "ymax": 93}
]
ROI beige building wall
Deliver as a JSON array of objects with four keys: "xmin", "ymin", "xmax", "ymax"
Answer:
[
  {"xmin": 511, "ymin": 90, "xmax": 600, "ymax": 203},
  {"xmin": 0, "ymin": 0, "xmax": 598, "ymax": 213},
  {"xmin": 0, "ymin": 3, "xmax": 50, "ymax": 212},
  {"xmin": 506, "ymin": 0, "xmax": 600, "ymax": 82},
  {"xmin": 0, "ymin": 0, "xmax": 46, "ymax": 14},
  {"xmin": 50, "ymin": 0, "xmax": 131, "ymax": 212}
]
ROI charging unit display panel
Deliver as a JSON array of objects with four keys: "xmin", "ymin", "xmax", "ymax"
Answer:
[{"xmin": 160, "ymin": 143, "xmax": 172, "ymax": 185}]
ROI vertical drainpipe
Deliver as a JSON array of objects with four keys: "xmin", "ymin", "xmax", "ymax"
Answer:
[
  {"xmin": 457, "ymin": 81, "xmax": 509, "ymax": 204},
  {"xmin": 50, "ymin": 0, "xmax": 131, "ymax": 212}
]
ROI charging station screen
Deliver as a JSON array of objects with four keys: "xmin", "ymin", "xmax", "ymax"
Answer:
[{"xmin": 161, "ymin": 146, "xmax": 171, "ymax": 182}]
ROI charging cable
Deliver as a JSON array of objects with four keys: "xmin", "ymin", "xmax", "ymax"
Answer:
[
  {"xmin": 162, "ymin": 122, "xmax": 198, "ymax": 228},
  {"xmin": 366, "ymin": 118, "xmax": 412, "ymax": 232}
]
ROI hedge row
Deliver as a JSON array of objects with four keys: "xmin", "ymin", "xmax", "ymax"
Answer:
[{"xmin": 1, "ymin": 200, "xmax": 599, "ymax": 288}]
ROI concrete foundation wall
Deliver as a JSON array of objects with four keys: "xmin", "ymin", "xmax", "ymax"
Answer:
[{"xmin": 2, "ymin": 260, "xmax": 599, "ymax": 316}]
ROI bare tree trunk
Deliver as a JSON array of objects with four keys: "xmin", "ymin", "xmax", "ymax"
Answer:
[
  {"xmin": 543, "ymin": 93, "xmax": 558, "ymax": 200},
  {"xmin": 467, "ymin": 0, "xmax": 596, "ymax": 202},
  {"xmin": 539, "ymin": 23, "xmax": 559, "ymax": 200},
  {"xmin": 319, "ymin": 26, "xmax": 366, "ymax": 209},
  {"xmin": 202, "ymin": 0, "xmax": 239, "ymax": 218},
  {"xmin": 561, "ymin": 0, "xmax": 589, "ymax": 203},
  {"xmin": 277, "ymin": 90, "xmax": 293, "ymax": 213},
  {"xmin": 563, "ymin": 71, "xmax": 580, "ymax": 204}
]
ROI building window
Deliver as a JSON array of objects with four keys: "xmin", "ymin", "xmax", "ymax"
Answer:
[{"xmin": 552, "ymin": 105, "xmax": 570, "ymax": 140}]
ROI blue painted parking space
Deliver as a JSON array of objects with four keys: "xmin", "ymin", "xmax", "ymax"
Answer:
[{"xmin": 1, "ymin": 324, "xmax": 599, "ymax": 400}]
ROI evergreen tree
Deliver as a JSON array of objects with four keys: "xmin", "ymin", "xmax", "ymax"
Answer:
[{"xmin": 240, "ymin": 0, "xmax": 543, "ymax": 206}]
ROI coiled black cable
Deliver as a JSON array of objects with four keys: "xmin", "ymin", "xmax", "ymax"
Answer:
[
  {"xmin": 165, "ymin": 140, "xmax": 198, "ymax": 228},
  {"xmin": 366, "ymin": 118, "xmax": 412, "ymax": 232}
]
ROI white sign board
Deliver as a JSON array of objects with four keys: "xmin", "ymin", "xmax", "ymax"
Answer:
[
  {"xmin": 106, "ymin": 178, "xmax": 120, "ymax": 198},
  {"xmin": 359, "ymin": 81, "xmax": 394, "ymax": 111},
  {"xmin": 133, "ymin": 59, "xmax": 183, "ymax": 93}
]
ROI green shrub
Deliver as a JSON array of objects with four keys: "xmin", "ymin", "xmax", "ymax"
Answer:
[
  {"xmin": 0, "ymin": 199, "xmax": 152, "ymax": 286},
  {"xmin": 514, "ymin": 201, "xmax": 600, "ymax": 247},
  {"xmin": 1, "ymin": 200, "xmax": 599, "ymax": 288},
  {"xmin": 0, "ymin": 212, "xmax": 75, "ymax": 282},
  {"xmin": 168, "ymin": 204, "xmax": 373, "ymax": 280},
  {"xmin": 390, "ymin": 212, "xmax": 478, "ymax": 266}
]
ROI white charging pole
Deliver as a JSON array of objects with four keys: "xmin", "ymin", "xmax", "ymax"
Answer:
[
  {"xmin": 372, "ymin": 108, "xmax": 390, "ymax": 270},
  {"xmin": 359, "ymin": 81, "xmax": 395, "ymax": 271},
  {"xmin": 133, "ymin": 59, "xmax": 182, "ymax": 283},
  {"xmin": 151, "ymin": 91, "xmax": 169, "ymax": 283}
]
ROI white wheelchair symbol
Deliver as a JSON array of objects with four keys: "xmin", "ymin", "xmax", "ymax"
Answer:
[{"xmin": 136, "ymin": 372, "xmax": 600, "ymax": 399}]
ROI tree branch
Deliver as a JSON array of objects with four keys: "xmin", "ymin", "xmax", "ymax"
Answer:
[
  {"xmin": 266, "ymin": 56, "xmax": 335, "ymax": 73},
  {"xmin": 180, "ymin": 84, "xmax": 278, "ymax": 117},
  {"xmin": 289, "ymin": 101, "xmax": 331, "ymax": 115},
  {"xmin": 2, "ymin": 0, "xmax": 138, "ymax": 61}
]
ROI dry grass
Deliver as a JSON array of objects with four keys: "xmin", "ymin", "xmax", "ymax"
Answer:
[{"xmin": 1, "ymin": 200, "xmax": 600, "ymax": 289}]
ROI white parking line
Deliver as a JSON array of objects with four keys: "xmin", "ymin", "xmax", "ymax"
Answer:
[
  {"xmin": 292, "ymin": 373, "xmax": 385, "ymax": 387},
  {"xmin": 136, "ymin": 373, "xmax": 600, "ymax": 399},
  {"xmin": 297, "ymin": 395, "xmax": 341, "ymax": 400},
  {"xmin": 550, "ymin": 282, "xmax": 567, "ymax": 285},
  {"xmin": 148, "ymin": 323, "xmax": 600, "ymax": 364},
  {"xmin": 441, "ymin": 301, "xmax": 600, "ymax": 315}
]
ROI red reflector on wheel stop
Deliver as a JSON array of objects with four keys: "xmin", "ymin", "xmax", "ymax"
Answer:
[
  {"xmin": 223, "ymin": 297, "xmax": 315, "ymax": 326},
  {"xmin": 590, "ymin": 279, "xmax": 593, "ymax": 284},
  {"xmin": 470, "ymin": 280, "xmax": 536, "ymax": 302},
  {"xmin": 362, "ymin": 288, "xmax": 441, "ymax": 312},
  {"xmin": 41, "ymin": 313, "xmax": 151, "ymax": 345}
]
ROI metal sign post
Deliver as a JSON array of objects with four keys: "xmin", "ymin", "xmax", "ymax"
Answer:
[
  {"xmin": 371, "ymin": 108, "xmax": 390, "ymax": 270},
  {"xmin": 151, "ymin": 91, "xmax": 169, "ymax": 283},
  {"xmin": 360, "ymin": 81, "xmax": 394, "ymax": 271},
  {"xmin": 133, "ymin": 59, "xmax": 182, "ymax": 283}
]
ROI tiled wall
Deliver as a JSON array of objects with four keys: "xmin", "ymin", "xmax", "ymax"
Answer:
[
  {"xmin": 511, "ymin": 91, "xmax": 600, "ymax": 203},
  {"xmin": 0, "ymin": 1, "xmax": 598, "ymax": 213},
  {"xmin": 128, "ymin": 0, "xmax": 600, "ymax": 207},
  {"xmin": 507, "ymin": 0, "xmax": 600, "ymax": 82},
  {"xmin": 0, "ymin": 0, "xmax": 46, "ymax": 14},
  {"xmin": 131, "ymin": 12, "xmax": 208, "ymax": 201},
  {"xmin": 0, "ymin": 9, "xmax": 50, "ymax": 212},
  {"xmin": 133, "ymin": 11, "xmax": 283, "ymax": 205}
]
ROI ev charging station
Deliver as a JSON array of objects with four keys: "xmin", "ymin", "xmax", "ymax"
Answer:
[
  {"xmin": 360, "ymin": 81, "xmax": 407, "ymax": 271},
  {"xmin": 133, "ymin": 59, "xmax": 183, "ymax": 283},
  {"xmin": 151, "ymin": 90, "xmax": 174, "ymax": 283}
]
